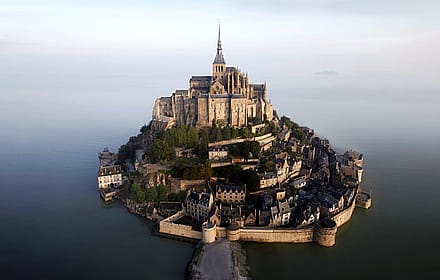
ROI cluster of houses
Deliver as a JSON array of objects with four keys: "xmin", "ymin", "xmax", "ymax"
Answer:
[
  {"xmin": 175, "ymin": 124, "xmax": 363, "ymax": 230},
  {"xmin": 258, "ymin": 151, "xmax": 302, "ymax": 188},
  {"xmin": 98, "ymin": 119, "xmax": 363, "ymax": 231}
]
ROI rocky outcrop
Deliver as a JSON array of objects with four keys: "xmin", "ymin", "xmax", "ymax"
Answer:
[{"xmin": 143, "ymin": 170, "xmax": 168, "ymax": 187}]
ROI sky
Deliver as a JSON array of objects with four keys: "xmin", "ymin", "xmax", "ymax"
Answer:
[{"xmin": 1, "ymin": 0, "xmax": 439, "ymax": 127}]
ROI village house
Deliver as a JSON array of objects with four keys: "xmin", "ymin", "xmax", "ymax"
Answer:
[
  {"xmin": 244, "ymin": 210, "xmax": 257, "ymax": 226},
  {"xmin": 258, "ymin": 210, "xmax": 271, "ymax": 226},
  {"xmin": 215, "ymin": 184, "xmax": 246, "ymax": 205},
  {"xmin": 259, "ymin": 172, "xmax": 278, "ymax": 188},
  {"xmin": 317, "ymin": 192, "xmax": 340, "ymax": 216},
  {"xmin": 97, "ymin": 165, "xmax": 122, "ymax": 189},
  {"xmin": 208, "ymin": 146, "xmax": 228, "ymax": 161},
  {"xmin": 274, "ymin": 156, "xmax": 290, "ymax": 183},
  {"xmin": 186, "ymin": 189, "xmax": 214, "ymax": 222},
  {"xmin": 251, "ymin": 123, "xmax": 266, "ymax": 134},
  {"xmin": 275, "ymin": 189, "xmax": 286, "ymax": 201},
  {"xmin": 270, "ymin": 200, "xmax": 291, "ymax": 227},
  {"xmin": 296, "ymin": 204, "xmax": 320, "ymax": 227},
  {"xmin": 291, "ymin": 177, "xmax": 307, "ymax": 189},
  {"xmin": 174, "ymin": 147, "xmax": 194, "ymax": 158}
]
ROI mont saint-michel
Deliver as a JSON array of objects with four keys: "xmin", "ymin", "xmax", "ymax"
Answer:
[
  {"xmin": 97, "ymin": 27, "xmax": 371, "ymax": 279},
  {"xmin": 152, "ymin": 27, "xmax": 273, "ymax": 129}
]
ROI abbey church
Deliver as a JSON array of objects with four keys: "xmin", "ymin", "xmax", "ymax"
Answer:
[{"xmin": 152, "ymin": 26, "xmax": 274, "ymax": 128}]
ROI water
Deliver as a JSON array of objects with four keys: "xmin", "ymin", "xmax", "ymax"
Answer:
[
  {"xmin": 246, "ymin": 88, "xmax": 440, "ymax": 279},
  {"xmin": 0, "ymin": 105, "xmax": 193, "ymax": 279},
  {"xmin": 1, "ymin": 56, "xmax": 439, "ymax": 279}
]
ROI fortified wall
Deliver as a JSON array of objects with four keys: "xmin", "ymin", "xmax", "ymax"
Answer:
[
  {"xmin": 158, "ymin": 210, "xmax": 202, "ymax": 240},
  {"xmin": 159, "ymin": 190, "xmax": 359, "ymax": 247}
]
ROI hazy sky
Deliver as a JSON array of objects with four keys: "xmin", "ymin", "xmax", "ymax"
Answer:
[{"xmin": 1, "ymin": 0, "xmax": 439, "ymax": 125}]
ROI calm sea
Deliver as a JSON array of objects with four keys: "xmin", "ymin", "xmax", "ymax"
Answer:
[{"xmin": 1, "ymin": 69, "xmax": 439, "ymax": 279}]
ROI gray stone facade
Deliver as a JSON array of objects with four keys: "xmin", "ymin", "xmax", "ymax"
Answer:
[{"xmin": 152, "ymin": 26, "xmax": 274, "ymax": 128}]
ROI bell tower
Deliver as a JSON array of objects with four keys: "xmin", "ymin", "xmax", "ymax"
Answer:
[{"xmin": 212, "ymin": 24, "xmax": 226, "ymax": 80}]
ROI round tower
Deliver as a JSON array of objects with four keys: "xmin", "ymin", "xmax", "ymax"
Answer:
[
  {"xmin": 226, "ymin": 222, "xmax": 240, "ymax": 241},
  {"xmin": 314, "ymin": 219, "xmax": 337, "ymax": 247},
  {"xmin": 202, "ymin": 222, "xmax": 217, "ymax": 244}
]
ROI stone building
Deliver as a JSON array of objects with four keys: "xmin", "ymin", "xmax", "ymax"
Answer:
[
  {"xmin": 97, "ymin": 165, "xmax": 122, "ymax": 189},
  {"xmin": 215, "ymin": 184, "xmax": 246, "ymax": 205},
  {"xmin": 259, "ymin": 172, "xmax": 278, "ymax": 189},
  {"xmin": 186, "ymin": 189, "xmax": 214, "ymax": 222},
  {"xmin": 208, "ymin": 146, "xmax": 228, "ymax": 161},
  {"xmin": 98, "ymin": 147, "xmax": 118, "ymax": 167},
  {"xmin": 152, "ymin": 25, "xmax": 274, "ymax": 128}
]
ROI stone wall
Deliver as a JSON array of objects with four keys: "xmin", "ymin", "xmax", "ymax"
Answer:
[
  {"xmin": 216, "ymin": 226, "xmax": 227, "ymax": 238},
  {"xmin": 159, "ymin": 220, "xmax": 202, "ymax": 240},
  {"xmin": 235, "ymin": 227, "xmax": 315, "ymax": 243},
  {"xmin": 332, "ymin": 194, "xmax": 357, "ymax": 227},
  {"xmin": 168, "ymin": 178, "xmax": 206, "ymax": 193},
  {"xmin": 158, "ymin": 189, "xmax": 359, "ymax": 247},
  {"xmin": 173, "ymin": 94, "xmax": 198, "ymax": 126},
  {"xmin": 159, "ymin": 210, "xmax": 202, "ymax": 239}
]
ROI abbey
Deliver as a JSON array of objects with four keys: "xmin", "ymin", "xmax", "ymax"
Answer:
[{"xmin": 152, "ymin": 26, "xmax": 274, "ymax": 128}]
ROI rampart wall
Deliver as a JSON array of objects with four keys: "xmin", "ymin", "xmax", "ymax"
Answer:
[
  {"xmin": 333, "ymin": 198, "xmax": 356, "ymax": 227},
  {"xmin": 238, "ymin": 227, "xmax": 315, "ymax": 243},
  {"xmin": 159, "ymin": 189, "xmax": 361, "ymax": 247},
  {"xmin": 159, "ymin": 210, "xmax": 202, "ymax": 239}
]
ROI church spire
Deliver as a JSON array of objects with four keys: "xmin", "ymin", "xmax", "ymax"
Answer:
[
  {"xmin": 217, "ymin": 24, "xmax": 222, "ymax": 55},
  {"xmin": 213, "ymin": 24, "xmax": 225, "ymax": 65}
]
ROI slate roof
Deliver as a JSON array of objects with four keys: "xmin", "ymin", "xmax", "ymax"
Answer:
[
  {"xmin": 216, "ymin": 184, "xmax": 246, "ymax": 193},
  {"xmin": 213, "ymin": 53, "xmax": 225, "ymax": 64},
  {"xmin": 187, "ymin": 191, "xmax": 211, "ymax": 207},
  {"xmin": 190, "ymin": 75, "xmax": 212, "ymax": 82},
  {"xmin": 98, "ymin": 165, "xmax": 122, "ymax": 176}
]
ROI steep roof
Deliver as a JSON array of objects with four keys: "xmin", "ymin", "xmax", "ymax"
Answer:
[{"xmin": 213, "ymin": 24, "xmax": 226, "ymax": 64}]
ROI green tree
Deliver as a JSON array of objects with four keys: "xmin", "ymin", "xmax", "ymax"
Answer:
[
  {"xmin": 264, "ymin": 160, "xmax": 275, "ymax": 172},
  {"xmin": 149, "ymin": 139, "xmax": 171, "ymax": 162},
  {"xmin": 231, "ymin": 128, "xmax": 239, "ymax": 138},
  {"xmin": 156, "ymin": 184, "xmax": 169, "ymax": 202},
  {"xmin": 168, "ymin": 190, "xmax": 187, "ymax": 202},
  {"xmin": 293, "ymin": 128, "xmax": 305, "ymax": 142},
  {"xmin": 209, "ymin": 124, "xmax": 219, "ymax": 142},
  {"xmin": 131, "ymin": 183, "xmax": 146, "ymax": 203},
  {"xmin": 244, "ymin": 169, "xmax": 260, "ymax": 192},
  {"xmin": 187, "ymin": 127, "xmax": 199, "ymax": 148},
  {"xmin": 250, "ymin": 141, "xmax": 261, "ymax": 158},
  {"xmin": 200, "ymin": 161, "xmax": 213, "ymax": 179},
  {"xmin": 222, "ymin": 126, "xmax": 232, "ymax": 140},
  {"xmin": 145, "ymin": 186, "xmax": 158, "ymax": 202},
  {"xmin": 197, "ymin": 128, "xmax": 209, "ymax": 157},
  {"xmin": 215, "ymin": 128, "xmax": 223, "ymax": 142},
  {"xmin": 241, "ymin": 141, "xmax": 251, "ymax": 159},
  {"xmin": 241, "ymin": 127, "xmax": 252, "ymax": 138}
]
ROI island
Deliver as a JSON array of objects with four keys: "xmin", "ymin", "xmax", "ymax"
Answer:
[{"xmin": 97, "ymin": 26, "xmax": 372, "ymax": 279}]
